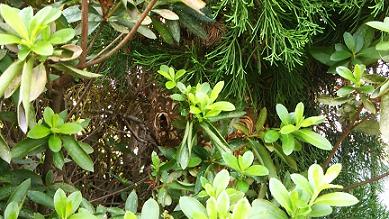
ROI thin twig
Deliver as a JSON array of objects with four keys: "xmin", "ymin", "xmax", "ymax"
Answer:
[
  {"xmin": 79, "ymin": 0, "xmax": 89, "ymax": 66},
  {"xmin": 93, "ymin": 33, "xmax": 125, "ymax": 59},
  {"xmin": 343, "ymin": 170, "xmax": 389, "ymax": 191},
  {"xmin": 90, "ymin": 176, "xmax": 148, "ymax": 202},
  {"xmin": 81, "ymin": 0, "xmax": 158, "ymax": 68},
  {"xmin": 67, "ymin": 80, "xmax": 93, "ymax": 120},
  {"xmin": 322, "ymin": 105, "xmax": 363, "ymax": 167}
]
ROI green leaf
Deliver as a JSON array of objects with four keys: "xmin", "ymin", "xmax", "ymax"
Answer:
[
  {"xmin": 309, "ymin": 204, "xmax": 333, "ymax": 217},
  {"xmin": 353, "ymin": 119, "xmax": 380, "ymax": 136},
  {"xmin": 256, "ymin": 107, "xmax": 267, "ymax": 130},
  {"xmin": 171, "ymin": 94, "xmax": 185, "ymax": 101},
  {"xmin": 124, "ymin": 212, "xmax": 137, "ymax": 219},
  {"xmin": 165, "ymin": 81, "xmax": 176, "ymax": 89},
  {"xmin": 324, "ymin": 163, "xmax": 342, "ymax": 184},
  {"xmin": 179, "ymin": 196, "xmax": 207, "ymax": 218},
  {"xmin": 301, "ymin": 116, "xmax": 325, "ymax": 127},
  {"xmin": 206, "ymin": 197, "xmax": 217, "ymax": 219},
  {"xmin": 200, "ymin": 121, "xmax": 231, "ymax": 153},
  {"xmin": 336, "ymin": 86, "xmax": 354, "ymax": 97},
  {"xmin": 264, "ymin": 130, "xmax": 280, "ymax": 143},
  {"xmin": 57, "ymin": 123, "xmax": 83, "ymax": 135},
  {"xmin": 293, "ymin": 129, "xmax": 332, "ymax": 150},
  {"xmin": 244, "ymin": 165, "xmax": 269, "ymax": 177},
  {"xmin": 43, "ymin": 107, "xmax": 55, "ymax": 127},
  {"xmin": 336, "ymin": 66, "xmax": 356, "ymax": 83},
  {"xmin": 216, "ymin": 191, "xmax": 230, "ymax": 217},
  {"xmin": 49, "ymin": 135, "xmax": 62, "ymax": 152},
  {"xmin": 0, "ymin": 133, "xmax": 11, "ymax": 163},
  {"xmin": 28, "ymin": 191, "xmax": 54, "ymax": 208},
  {"xmin": 343, "ymin": 32, "xmax": 355, "ymax": 51},
  {"xmin": 231, "ymin": 198, "xmax": 251, "ymax": 219},
  {"xmin": 78, "ymin": 142, "xmax": 93, "ymax": 154},
  {"xmin": 54, "ymin": 189, "xmax": 68, "ymax": 219},
  {"xmin": 353, "ymin": 64, "xmax": 365, "ymax": 82},
  {"xmin": 7, "ymin": 178, "xmax": 31, "ymax": 205},
  {"xmin": 27, "ymin": 124, "xmax": 51, "ymax": 139},
  {"xmin": 380, "ymin": 94, "xmax": 389, "ymax": 143},
  {"xmin": 280, "ymin": 124, "xmax": 298, "ymax": 135},
  {"xmin": 31, "ymin": 40, "xmax": 54, "ymax": 56},
  {"xmin": 11, "ymin": 138, "xmax": 47, "ymax": 158},
  {"xmin": 238, "ymin": 151, "xmax": 254, "ymax": 170},
  {"xmin": 248, "ymin": 139, "xmax": 278, "ymax": 178},
  {"xmin": 4, "ymin": 201, "xmax": 19, "ymax": 219},
  {"xmin": 376, "ymin": 41, "xmax": 389, "ymax": 51},
  {"xmin": 50, "ymin": 28, "xmax": 75, "ymax": 45},
  {"xmin": 0, "ymin": 34, "xmax": 21, "ymax": 45},
  {"xmin": 213, "ymin": 169, "xmax": 230, "ymax": 196},
  {"xmin": 276, "ymin": 104, "xmax": 290, "ymax": 124},
  {"xmin": 68, "ymin": 191, "xmax": 82, "ymax": 214},
  {"xmin": 250, "ymin": 199, "xmax": 288, "ymax": 219},
  {"xmin": 51, "ymin": 64, "xmax": 102, "ymax": 78},
  {"xmin": 362, "ymin": 97, "xmax": 376, "ymax": 114},
  {"xmin": 314, "ymin": 192, "xmax": 359, "ymax": 206},
  {"xmin": 294, "ymin": 102, "xmax": 304, "ymax": 124},
  {"xmin": 330, "ymin": 50, "xmax": 352, "ymax": 61},
  {"xmin": 222, "ymin": 152, "xmax": 239, "ymax": 170},
  {"xmin": 0, "ymin": 60, "xmax": 23, "ymax": 98},
  {"xmin": 210, "ymin": 81, "xmax": 224, "ymax": 102},
  {"xmin": 308, "ymin": 164, "xmax": 324, "ymax": 189},
  {"xmin": 0, "ymin": 4, "xmax": 28, "ymax": 39},
  {"xmin": 62, "ymin": 136, "xmax": 94, "ymax": 172},
  {"xmin": 317, "ymin": 95, "xmax": 352, "ymax": 106},
  {"xmin": 208, "ymin": 101, "xmax": 235, "ymax": 112},
  {"xmin": 125, "ymin": 190, "xmax": 138, "ymax": 213},
  {"xmin": 291, "ymin": 174, "xmax": 313, "ymax": 197},
  {"xmin": 140, "ymin": 198, "xmax": 160, "ymax": 219},
  {"xmin": 280, "ymin": 134, "xmax": 295, "ymax": 155},
  {"xmin": 69, "ymin": 211, "xmax": 98, "ymax": 219},
  {"xmin": 53, "ymin": 151, "xmax": 64, "ymax": 170},
  {"xmin": 269, "ymin": 178, "xmax": 292, "ymax": 213},
  {"xmin": 366, "ymin": 20, "xmax": 389, "ymax": 33}
]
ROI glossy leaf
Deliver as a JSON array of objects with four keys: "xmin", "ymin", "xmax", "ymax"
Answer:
[
  {"xmin": 269, "ymin": 178, "xmax": 292, "ymax": 213},
  {"xmin": 244, "ymin": 165, "xmax": 269, "ymax": 177},
  {"xmin": 62, "ymin": 136, "xmax": 94, "ymax": 172},
  {"xmin": 0, "ymin": 132, "xmax": 11, "ymax": 163},
  {"xmin": 28, "ymin": 191, "xmax": 54, "ymax": 208},
  {"xmin": 264, "ymin": 130, "xmax": 280, "ymax": 143},
  {"xmin": 7, "ymin": 178, "xmax": 31, "ymax": 205},
  {"xmin": 4, "ymin": 201, "xmax": 19, "ymax": 219},
  {"xmin": 140, "ymin": 198, "xmax": 159, "ymax": 219},
  {"xmin": 294, "ymin": 129, "xmax": 332, "ymax": 150},
  {"xmin": 276, "ymin": 104, "xmax": 290, "ymax": 124},
  {"xmin": 27, "ymin": 124, "xmax": 51, "ymax": 139},
  {"xmin": 57, "ymin": 123, "xmax": 83, "ymax": 135},
  {"xmin": 49, "ymin": 135, "xmax": 62, "ymax": 152},
  {"xmin": 0, "ymin": 4, "xmax": 28, "ymax": 39},
  {"xmin": 125, "ymin": 190, "xmax": 138, "ymax": 213},
  {"xmin": 314, "ymin": 192, "xmax": 359, "ymax": 206},
  {"xmin": 50, "ymin": 28, "xmax": 76, "ymax": 45},
  {"xmin": 0, "ymin": 33, "xmax": 21, "ymax": 45}
]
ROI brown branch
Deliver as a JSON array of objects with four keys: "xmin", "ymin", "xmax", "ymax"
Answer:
[
  {"xmin": 79, "ymin": 0, "xmax": 89, "ymax": 66},
  {"xmin": 343, "ymin": 170, "xmax": 389, "ymax": 191},
  {"xmin": 322, "ymin": 105, "xmax": 363, "ymax": 167},
  {"xmin": 80, "ymin": 0, "xmax": 158, "ymax": 68}
]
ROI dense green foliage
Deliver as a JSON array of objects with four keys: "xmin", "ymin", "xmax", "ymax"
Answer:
[{"xmin": 0, "ymin": 0, "xmax": 389, "ymax": 219}]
